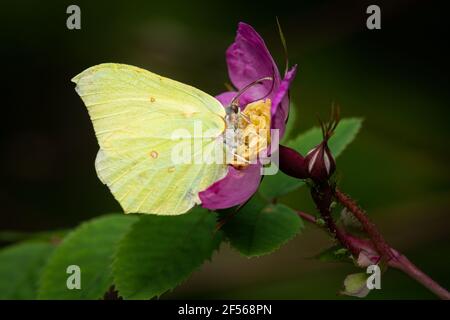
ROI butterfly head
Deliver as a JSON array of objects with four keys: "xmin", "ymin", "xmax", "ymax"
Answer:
[
  {"xmin": 222, "ymin": 74, "xmax": 275, "ymax": 168},
  {"xmin": 224, "ymin": 98, "xmax": 271, "ymax": 168}
]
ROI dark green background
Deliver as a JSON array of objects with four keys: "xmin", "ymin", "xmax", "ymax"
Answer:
[{"xmin": 1, "ymin": 0, "xmax": 449, "ymax": 299}]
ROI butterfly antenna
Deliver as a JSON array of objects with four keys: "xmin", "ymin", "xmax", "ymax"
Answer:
[
  {"xmin": 257, "ymin": 66, "xmax": 276, "ymax": 102},
  {"xmin": 230, "ymin": 74, "xmax": 274, "ymax": 107}
]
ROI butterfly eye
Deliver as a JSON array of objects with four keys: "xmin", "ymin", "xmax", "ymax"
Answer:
[{"xmin": 231, "ymin": 103, "xmax": 239, "ymax": 114}]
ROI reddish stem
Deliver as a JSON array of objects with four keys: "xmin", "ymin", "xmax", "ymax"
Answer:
[
  {"xmin": 309, "ymin": 184, "xmax": 361, "ymax": 257},
  {"xmin": 297, "ymin": 201, "xmax": 450, "ymax": 300},
  {"xmin": 334, "ymin": 188, "xmax": 450, "ymax": 300},
  {"xmin": 297, "ymin": 211, "xmax": 316, "ymax": 224},
  {"xmin": 334, "ymin": 188, "xmax": 394, "ymax": 260},
  {"xmin": 298, "ymin": 210, "xmax": 371, "ymax": 256},
  {"xmin": 390, "ymin": 254, "xmax": 450, "ymax": 300}
]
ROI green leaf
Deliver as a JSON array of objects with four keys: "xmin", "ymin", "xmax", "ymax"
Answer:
[
  {"xmin": 289, "ymin": 117, "xmax": 363, "ymax": 157},
  {"xmin": 38, "ymin": 214, "xmax": 137, "ymax": 300},
  {"xmin": 0, "ymin": 242, "xmax": 55, "ymax": 299},
  {"xmin": 259, "ymin": 168, "xmax": 305, "ymax": 200},
  {"xmin": 113, "ymin": 208, "xmax": 222, "ymax": 299},
  {"xmin": 315, "ymin": 245, "xmax": 352, "ymax": 263},
  {"xmin": 259, "ymin": 118, "xmax": 363, "ymax": 200},
  {"xmin": 222, "ymin": 194, "xmax": 303, "ymax": 257}
]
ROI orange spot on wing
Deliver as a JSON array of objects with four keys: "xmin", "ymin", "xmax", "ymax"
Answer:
[{"xmin": 150, "ymin": 151, "xmax": 158, "ymax": 159}]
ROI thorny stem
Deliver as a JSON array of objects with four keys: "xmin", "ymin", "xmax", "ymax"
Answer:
[
  {"xmin": 300, "ymin": 187, "xmax": 450, "ymax": 300},
  {"xmin": 286, "ymin": 105, "xmax": 449, "ymax": 298},
  {"xmin": 310, "ymin": 183, "xmax": 360, "ymax": 257},
  {"xmin": 334, "ymin": 188, "xmax": 394, "ymax": 260}
]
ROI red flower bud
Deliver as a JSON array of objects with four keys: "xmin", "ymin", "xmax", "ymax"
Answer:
[
  {"xmin": 278, "ymin": 145, "xmax": 309, "ymax": 179},
  {"xmin": 304, "ymin": 141, "xmax": 336, "ymax": 183}
]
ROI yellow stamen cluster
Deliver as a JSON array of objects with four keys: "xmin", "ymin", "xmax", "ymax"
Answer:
[{"xmin": 231, "ymin": 99, "xmax": 271, "ymax": 168}]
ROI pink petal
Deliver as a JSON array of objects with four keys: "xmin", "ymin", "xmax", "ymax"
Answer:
[
  {"xmin": 199, "ymin": 164, "xmax": 262, "ymax": 210},
  {"xmin": 215, "ymin": 91, "xmax": 236, "ymax": 107},
  {"xmin": 226, "ymin": 22, "xmax": 281, "ymax": 105},
  {"xmin": 271, "ymin": 65, "xmax": 297, "ymax": 139}
]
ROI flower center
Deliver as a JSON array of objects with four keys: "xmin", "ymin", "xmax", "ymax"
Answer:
[{"xmin": 225, "ymin": 99, "xmax": 271, "ymax": 168}]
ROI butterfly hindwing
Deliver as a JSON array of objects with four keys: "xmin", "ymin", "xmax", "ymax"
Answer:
[{"xmin": 73, "ymin": 63, "xmax": 228, "ymax": 215}]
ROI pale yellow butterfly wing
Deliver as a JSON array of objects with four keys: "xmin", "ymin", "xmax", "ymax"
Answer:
[{"xmin": 72, "ymin": 63, "xmax": 228, "ymax": 215}]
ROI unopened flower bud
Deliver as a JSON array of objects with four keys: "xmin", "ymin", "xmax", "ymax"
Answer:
[
  {"xmin": 305, "ymin": 141, "xmax": 336, "ymax": 182},
  {"xmin": 278, "ymin": 145, "xmax": 309, "ymax": 179}
]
